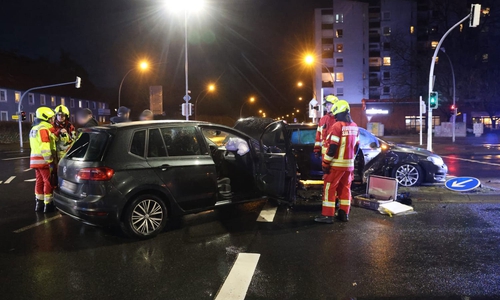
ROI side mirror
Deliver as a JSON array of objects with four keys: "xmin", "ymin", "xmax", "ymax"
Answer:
[{"xmin": 369, "ymin": 142, "xmax": 378, "ymax": 149}]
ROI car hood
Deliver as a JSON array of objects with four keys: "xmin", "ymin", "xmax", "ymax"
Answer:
[{"xmin": 388, "ymin": 143, "xmax": 435, "ymax": 157}]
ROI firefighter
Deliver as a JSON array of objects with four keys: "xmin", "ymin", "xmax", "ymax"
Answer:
[
  {"xmin": 313, "ymin": 95, "xmax": 339, "ymax": 157},
  {"xmin": 53, "ymin": 105, "xmax": 76, "ymax": 160},
  {"xmin": 315, "ymin": 100, "xmax": 359, "ymax": 224},
  {"xmin": 30, "ymin": 107, "xmax": 58, "ymax": 213}
]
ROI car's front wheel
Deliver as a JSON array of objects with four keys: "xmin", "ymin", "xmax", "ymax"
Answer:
[
  {"xmin": 123, "ymin": 194, "xmax": 168, "ymax": 239},
  {"xmin": 393, "ymin": 163, "xmax": 423, "ymax": 187}
]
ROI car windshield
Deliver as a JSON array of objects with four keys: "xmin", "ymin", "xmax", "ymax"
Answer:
[
  {"xmin": 66, "ymin": 132, "xmax": 109, "ymax": 161},
  {"xmin": 291, "ymin": 128, "xmax": 316, "ymax": 145}
]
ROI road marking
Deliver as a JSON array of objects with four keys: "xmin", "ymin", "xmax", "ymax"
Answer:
[
  {"xmin": 13, "ymin": 214, "xmax": 62, "ymax": 233},
  {"xmin": 443, "ymin": 156, "xmax": 500, "ymax": 167},
  {"xmin": 215, "ymin": 253, "xmax": 260, "ymax": 300},
  {"xmin": 24, "ymin": 168, "xmax": 32, "ymax": 172},
  {"xmin": 4, "ymin": 176, "xmax": 16, "ymax": 184},
  {"xmin": 2, "ymin": 156, "xmax": 30, "ymax": 161},
  {"xmin": 256, "ymin": 203, "xmax": 278, "ymax": 222},
  {"xmin": 0, "ymin": 181, "xmax": 3, "ymax": 184},
  {"xmin": 24, "ymin": 178, "xmax": 36, "ymax": 182}
]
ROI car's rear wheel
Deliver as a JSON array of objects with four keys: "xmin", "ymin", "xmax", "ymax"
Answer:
[
  {"xmin": 123, "ymin": 194, "xmax": 168, "ymax": 239},
  {"xmin": 393, "ymin": 164, "xmax": 423, "ymax": 187}
]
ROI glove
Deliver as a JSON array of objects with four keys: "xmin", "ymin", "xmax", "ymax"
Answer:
[
  {"xmin": 322, "ymin": 162, "xmax": 330, "ymax": 174},
  {"xmin": 313, "ymin": 146, "xmax": 321, "ymax": 158}
]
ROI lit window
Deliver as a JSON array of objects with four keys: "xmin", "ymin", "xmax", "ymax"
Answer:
[
  {"xmin": 15, "ymin": 91, "xmax": 21, "ymax": 103},
  {"xmin": 383, "ymin": 57, "xmax": 391, "ymax": 66},
  {"xmin": 482, "ymin": 7, "xmax": 490, "ymax": 15},
  {"xmin": 322, "ymin": 73, "xmax": 334, "ymax": 83},
  {"xmin": 61, "ymin": 97, "xmax": 65, "ymax": 106},
  {"xmin": 51, "ymin": 96, "xmax": 56, "ymax": 106},
  {"xmin": 383, "ymin": 27, "xmax": 391, "ymax": 36},
  {"xmin": 336, "ymin": 29, "xmax": 343, "ymax": 38},
  {"xmin": 431, "ymin": 41, "xmax": 438, "ymax": 49},
  {"xmin": 0, "ymin": 90, "xmax": 6, "ymax": 102},
  {"xmin": 336, "ymin": 58, "xmax": 344, "ymax": 67},
  {"xmin": 79, "ymin": 100, "xmax": 82, "ymax": 108},
  {"xmin": 336, "ymin": 44, "xmax": 343, "ymax": 53},
  {"xmin": 435, "ymin": 56, "xmax": 439, "ymax": 63},
  {"xmin": 410, "ymin": 26, "xmax": 415, "ymax": 34},
  {"xmin": 482, "ymin": 53, "xmax": 489, "ymax": 62},
  {"xmin": 460, "ymin": 24, "xmax": 464, "ymax": 32},
  {"xmin": 28, "ymin": 93, "xmax": 35, "ymax": 105},
  {"xmin": 337, "ymin": 87, "xmax": 344, "ymax": 96},
  {"xmin": 336, "ymin": 72, "xmax": 344, "ymax": 82},
  {"xmin": 335, "ymin": 13, "xmax": 344, "ymax": 23},
  {"xmin": 40, "ymin": 95, "xmax": 46, "ymax": 105},
  {"xmin": 369, "ymin": 57, "xmax": 381, "ymax": 67}
]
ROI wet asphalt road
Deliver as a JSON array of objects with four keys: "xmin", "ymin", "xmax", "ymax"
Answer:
[{"xmin": 1, "ymin": 149, "xmax": 500, "ymax": 299}]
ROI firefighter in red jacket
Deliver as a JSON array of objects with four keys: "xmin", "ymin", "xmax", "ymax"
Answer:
[
  {"xmin": 30, "ymin": 107, "xmax": 58, "ymax": 213},
  {"xmin": 53, "ymin": 105, "xmax": 76, "ymax": 160},
  {"xmin": 315, "ymin": 100, "xmax": 359, "ymax": 223},
  {"xmin": 314, "ymin": 95, "xmax": 338, "ymax": 157}
]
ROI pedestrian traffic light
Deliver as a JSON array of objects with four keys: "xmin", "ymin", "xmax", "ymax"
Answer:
[
  {"xmin": 21, "ymin": 111, "xmax": 26, "ymax": 121},
  {"xmin": 429, "ymin": 91, "xmax": 438, "ymax": 109}
]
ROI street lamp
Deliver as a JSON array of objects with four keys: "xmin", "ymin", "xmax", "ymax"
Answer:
[
  {"xmin": 118, "ymin": 60, "xmax": 149, "ymax": 108},
  {"xmin": 164, "ymin": 0, "xmax": 206, "ymax": 120},
  {"xmin": 298, "ymin": 97, "xmax": 303, "ymax": 101},
  {"xmin": 440, "ymin": 47, "xmax": 457, "ymax": 143},
  {"xmin": 297, "ymin": 81, "xmax": 304, "ymax": 87},
  {"xmin": 304, "ymin": 54, "xmax": 334, "ymax": 83},
  {"xmin": 194, "ymin": 83, "xmax": 215, "ymax": 120},
  {"xmin": 239, "ymin": 97, "xmax": 255, "ymax": 118}
]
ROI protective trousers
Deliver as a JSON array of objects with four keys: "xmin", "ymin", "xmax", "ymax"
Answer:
[
  {"xmin": 322, "ymin": 170, "xmax": 353, "ymax": 216},
  {"xmin": 35, "ymin": 168, "xmax": 53, "ymax": 204}
]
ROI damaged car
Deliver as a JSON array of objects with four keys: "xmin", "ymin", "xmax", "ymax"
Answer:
[
  {"xmin": 234, "ymin": 117, "xmax": 447, "ymax": 187},
  {"xmin": 54, "ymin": 120, "xmax": 296, "ymax": 238}
]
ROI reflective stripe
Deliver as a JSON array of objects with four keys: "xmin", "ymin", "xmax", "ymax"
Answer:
[
  {"xmin": 330, "ymin": 135, "xmax": 340, "ymax": 143},
  {"xmin": 330, "ymin": 159, "xmax": 355, "ymax": 167},
  {"xmin": 339, "ymin": 200, "xmax": 351, "ymax": 205},
  {"xmin": 322, "ymin": 201, "xmax": 335, "ymax": 207},
  {"xmin": 323, "ymin": 155, "xmax": 333, "ymax": 162},
  {"xmin": 324, "ymin": 182, "xmax": 330, "ymax": 201},
  {"xmin": 338, "ymin": 136, "xmax": 346, "ymax": 159}
]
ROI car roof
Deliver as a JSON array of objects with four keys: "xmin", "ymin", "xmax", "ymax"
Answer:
[{"xmin": 286, "ymin": 123, "xmax": 318, "ymax": 129}]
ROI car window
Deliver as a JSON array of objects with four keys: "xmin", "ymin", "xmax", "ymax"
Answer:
[
  {"xmin": 130, "ymin": 130, "xmax": 146, "ymax": 157},
  {"xmin": 202, "ymin": 128, "xmax": 237, "ymax": 147},
  {"xmin": 291, "ymin": 129, "xmax": 316, "ymax": 145},
  {"xmin": 66, "ymin": 132, "xmax": 108, "ymax": 161},
  {"xmin": 148, "ymin": 128, "xmax": 167, "ymax": 157},
  {"xmin": 161, "ymin": 127, "xmax": 201, "ymax": 156},
  {"xmin": 359, "ymin": 129, "xmax": 379, "ymax": 149}
]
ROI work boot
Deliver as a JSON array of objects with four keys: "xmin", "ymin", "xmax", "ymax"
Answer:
[
  {"xmin": 35, "ymin": 199, "xmax": 44, "ymax": 212},
  {"xmin": 337, "ymin": 210, "xmax": 349, "ymax": 222},
  {"xmin": 314, "ymin": 215, "xmax": 334, "ymax": 224},
  {"xmin": 44, "ymin": 202, "xmax": 56, "ymax": 213}
]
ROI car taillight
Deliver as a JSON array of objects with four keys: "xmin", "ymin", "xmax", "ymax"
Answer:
[{"xmin": 77, "ymin": 167, "xmax": 114, "ymax": 181}]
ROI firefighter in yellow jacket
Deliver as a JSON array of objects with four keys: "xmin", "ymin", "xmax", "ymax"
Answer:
[{"xmin": 30, "ymin": 107, "xmax": 58, "ymax": 213}]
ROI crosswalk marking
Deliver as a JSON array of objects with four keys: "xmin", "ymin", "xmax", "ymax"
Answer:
[
  {"xmin": 215, "ymin": 253, "xmax": 260, "ymax": 300},
  {"xmin": 2, "ymin": 156, "xmax": 29, "ymax": 161},
  {"xmin": 4, "ymin": 176, "xmax": 16, "ymax": 184},
  {"xmin": 24, "ymin": 168, "xmax": 32, "ymax": 172},
  {"xmin": 24, "ymin": 179, "xmax": 36, "ymax": 182}
]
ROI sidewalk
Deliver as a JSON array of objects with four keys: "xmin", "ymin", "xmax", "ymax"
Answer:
[{"xmin": 383, "ymin": 133, "xmax": 500, "ymax": 156}]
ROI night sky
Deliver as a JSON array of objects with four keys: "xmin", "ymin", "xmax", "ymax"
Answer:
[{"xmin": 0, "ymin": 0, "xmax": 331, "ymax": 120}]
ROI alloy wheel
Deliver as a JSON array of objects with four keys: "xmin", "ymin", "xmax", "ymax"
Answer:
[
  {"xmin": 395, "ymin": 164, "xmax": 420, "ymax": 187},
  {"xmin": 131, "ymin": 199, "xmax": 164, "ymax": 235}
]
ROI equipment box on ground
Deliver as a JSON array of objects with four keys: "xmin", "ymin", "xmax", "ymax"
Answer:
[{"xmin": 352, "ymin": 175, "xmax": 398, "ymax": 211}]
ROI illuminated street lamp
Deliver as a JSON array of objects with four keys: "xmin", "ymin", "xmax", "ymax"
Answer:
[
  {"xmin": 194, "ymin": 83, "xmax": 216, "ymax": 120},
  {"xmin": 298, "ymin": 97, "xmax": 303, "ymax": 101},
  {"xmin": 304, "ymin": 54, "xmax": 334, "ymax": 83},
  {"xmin": 118, "ymin": 60, "xmax": 149, "ymax": 108},
  {"xmin": 297, "ymin": 81, "xmax": 304, "ymax": 87},
  {"xmin": 239, "ymin": 97, "xmax": 255, "ymax": 118},
  {"xmin": 164, "ymin": 0, "xmax": 206, "ymax": 120}
]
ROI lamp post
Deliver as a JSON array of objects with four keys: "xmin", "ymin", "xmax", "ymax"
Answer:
[
  {"xmin": 239, "ymin": 97, "xmax": 255, "ymax": 118},
  {"xmin": 118, "ymin": 60, "xmax": 149, "ymax": 108},
  {"xmin": 440, "ymin": 47, "xmax": 457, "ymax": 143},
  {"xmin": 297, "ymin": 81, "xmax": 316, "ymax": 99},
  {"xmin": 165, "ymin": 0, "xmax": 205, "ymax": 120},
  {"xmin": 194, "ymin": 84, "xmax": 215, "ymax": 120},
  {"xmin": 304, "ymin": 55, "xmax": 335, "ymax": 83}
]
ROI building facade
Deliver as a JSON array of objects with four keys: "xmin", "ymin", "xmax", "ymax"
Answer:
[{"xmin": 0, "ymin": 88, "xmax": 110, "ymax": 124}]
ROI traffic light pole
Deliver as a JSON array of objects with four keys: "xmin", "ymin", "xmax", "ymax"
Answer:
[
  {"xmin": 427, "ymin": 13, "xmax": 471, "ymax": 151},
  {"xmin": 17, "ymin": 78, "xmax": 81, "ymax": 150}
]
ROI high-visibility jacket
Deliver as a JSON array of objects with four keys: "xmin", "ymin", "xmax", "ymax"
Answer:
[
  {"xmin": 314, "ymin": 114, "xmax": 336, "ymax": 153},
  {"xmin": 30, "ymin": 121, "xmax": 57, "ymax": 168},
  {"xmin": 323, "ymin": 121, "xmax": 359, "ymax": 171},
  {"xmin": 53, "ymin": 120, "xmax": 76, "ymax": 159}
]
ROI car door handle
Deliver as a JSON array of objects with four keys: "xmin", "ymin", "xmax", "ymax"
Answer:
[{"xmin": 160, "ymin": 164, "xmax": 170, "ymax": 171}]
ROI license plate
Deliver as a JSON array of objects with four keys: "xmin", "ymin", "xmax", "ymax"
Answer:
[{"xmin": 60, "ymin": 180, "xmax": 77, "ymax": 194}]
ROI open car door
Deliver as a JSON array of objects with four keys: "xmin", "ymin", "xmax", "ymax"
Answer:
[{"xmin": 256, "ymin": 121, "xmax": 296, "ymax": 203}]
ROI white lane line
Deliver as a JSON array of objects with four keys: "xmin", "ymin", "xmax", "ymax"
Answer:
[
  {"xmin": 0, "ymin": 181, "xmax": 3, "ymax": 184},
  {"xmin": 215, "ymin": 253, "xmax": 260, "ymax": 300},
  {"xmin": 24, "ymin": 178, "xmax": 36, "ymax": 182},
  {"xmin": 443, "ymin": 156, "xmax": 500, "ymax": 167},
  {"xmin": 13, "ymin": 214, "xmax": 62, "ymax": 233},
  {"xmin": 2, "ymin": 156, "xmax": 30, "ymax": 161},
  {"xmin": 4, "ymin": 176, "xmax": 16, "ymax": 184},
  {"xmin": 256, "ymin": 203, "xmax": 278, "ymax": 222},
  {"xmin": 24, "ymin": 168, "xmax": 33, "ymax": 172}
]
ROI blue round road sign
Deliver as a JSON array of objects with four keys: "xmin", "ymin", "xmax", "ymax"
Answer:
[{"xmin": 445, "ymin": 177, "xmax": 481, "ymax": 192}]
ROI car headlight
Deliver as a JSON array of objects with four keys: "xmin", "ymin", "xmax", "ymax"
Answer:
[{"xmin": 427, "ymin": 156, "xmax": 444, "ymax": 166}]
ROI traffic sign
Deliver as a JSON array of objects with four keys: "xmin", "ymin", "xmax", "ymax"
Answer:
[
  {"xmin": 12, "ymin": 115, "xmax": 19, "ymax": 120},
  {"xmin": 445, "ymin": 177, "xmax": 481, "ymax": 192},
  {"xmin": 183, "ymin": 95, "xmax": 191, "ymax": 101}
]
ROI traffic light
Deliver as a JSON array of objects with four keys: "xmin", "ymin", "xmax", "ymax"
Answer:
[
  {"xmin": 75, "ymin": 76, "xmax": 82, "ymax": 89},
  {"xmin": 21, "ymin": 111, "xmax": 26, "ymax": 121},
  {"xmin": 429, "ymin": 91, "xmax": 438, "ymax": 109},
  {"xmin": 451, "ymin": 104, "xmax": 457, "ymax": 114}
]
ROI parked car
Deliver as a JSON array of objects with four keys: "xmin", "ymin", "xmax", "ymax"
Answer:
[
  {"xmin": 54, "ymin": 120, "xmax": 296, "ymax": 238},
  {"xmin": 234, "ymin": 118, "xmax": 448, "ymax": 187}
]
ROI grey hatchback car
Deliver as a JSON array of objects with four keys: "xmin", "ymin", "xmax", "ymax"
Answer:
[{"xmin": 54, "ymin": 120, "xmax": 296, "ymax": 238}]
